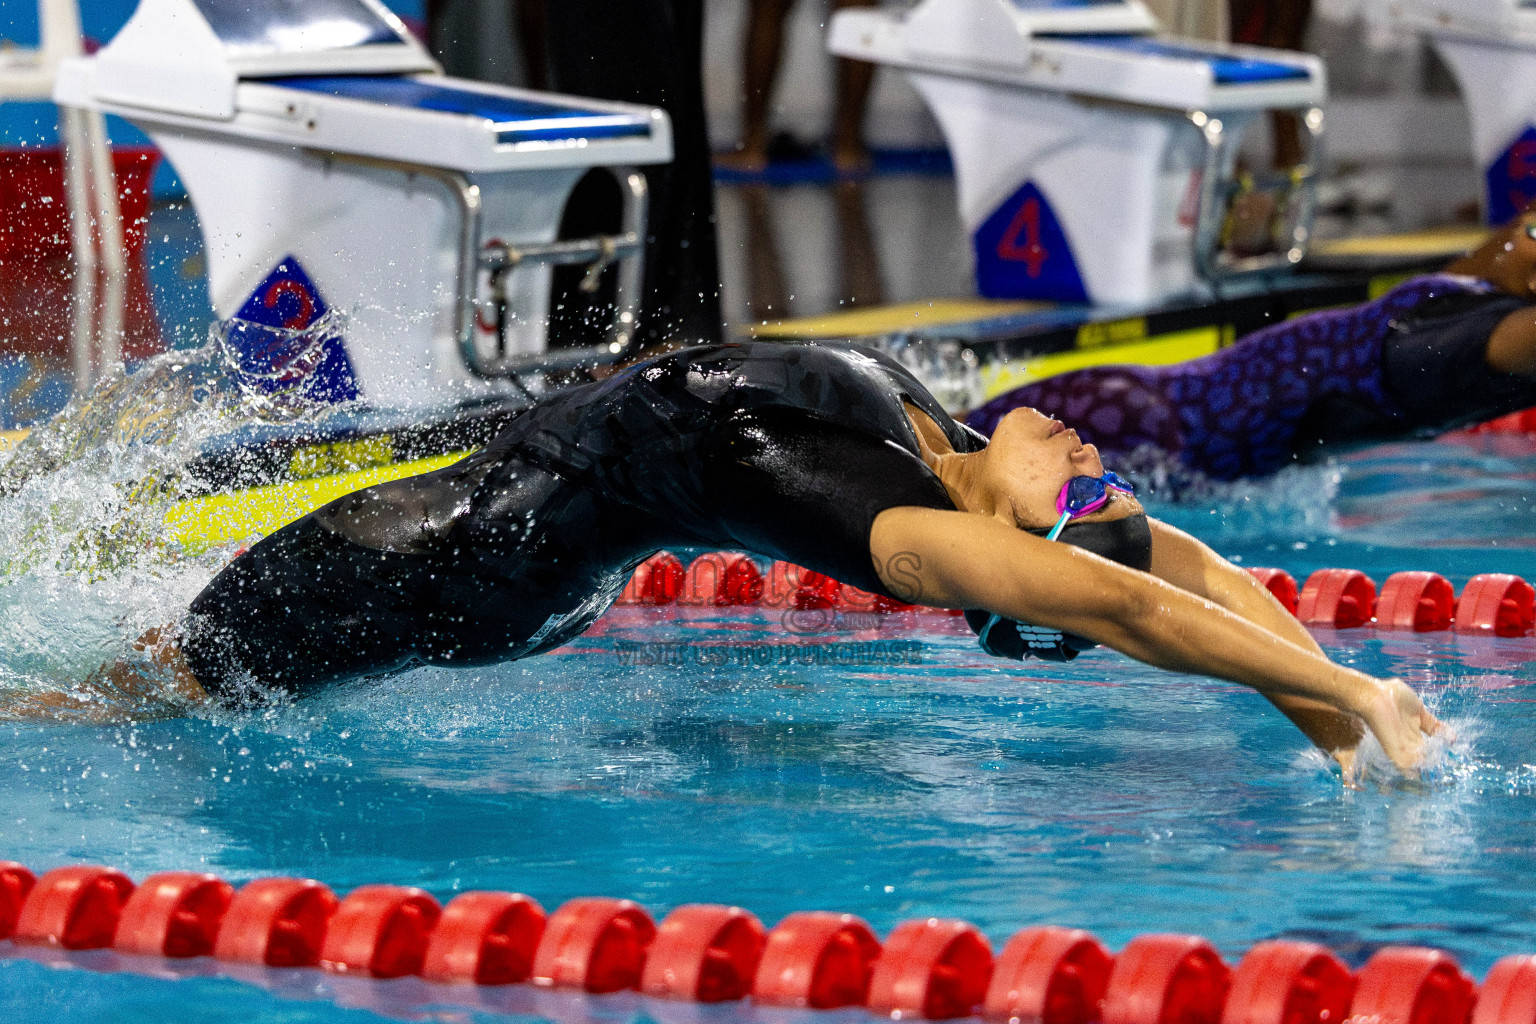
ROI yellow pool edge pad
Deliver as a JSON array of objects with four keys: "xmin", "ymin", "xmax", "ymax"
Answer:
[
  {"xmin": 1309, "ymin": 225, "xmax": 1488, "ymax": 260},
  {"xmin": 164, "ymin": 450, "xmax": 468, "ymax": 555},
  {"xmin": 744, "ymin": 298, "xmax": 1050, "ymax": 339},
  {"xmin": 978, "ymin": 327, "xmax": 1225, "ymax": 400}
]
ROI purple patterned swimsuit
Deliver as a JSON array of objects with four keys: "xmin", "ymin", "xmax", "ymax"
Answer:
[{"xmin": 965, "ymin": 275, "xmax": 1525, "ymax": 481}]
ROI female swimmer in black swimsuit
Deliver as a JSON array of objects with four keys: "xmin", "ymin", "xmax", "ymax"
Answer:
[
  {"xmin": 56, "ymin": 201, "xmax": 1536, "ymax": 775},
  {"xmin": 43, "ymin": 339, "xmax": 1440, "ymax": 779}
]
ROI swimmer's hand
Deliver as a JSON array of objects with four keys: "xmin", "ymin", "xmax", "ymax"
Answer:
[{"xmin": 1342, "ymin": 677, "xmax": 1443, "ymax": 777}]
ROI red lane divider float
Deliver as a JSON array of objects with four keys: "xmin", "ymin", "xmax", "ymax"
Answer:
[
  {"xmin": 754, "ymin": 911, "xmax": 882, "ymax": 1009},
  {"xmin": 1245, "ymin": 568, "xmax": 1536, "ymax": 636},
  {"xmin": 422, "ymin": 891, "xmax": 546, "ymax": 986},
  {"xmin": 867, "ymin": 918, "xmax": 993, "ymax": 1020},
  {"xmin": 617, "ymin": 553, "xmax": 926, "ymax": 615},
  {"xmin": 0, "ymin": 862, "xmax": 36, "ymax": 939},
  {"xmin": 1297, "ymin": 570, "xmax": 1377, "ymax": 630},
  {"xmin": 985, "ymin": 926, "xmax": 1113, "ymax": 1024},
  {"xmin": 14, "ymin": 865, "xmax": 134, "ymax": 949},
  {"xmin": 532, "ymin": 897, "xmax": 656, "ymax": 994},
  {"xmin": 320, "ymin": 884, "xmax": 442, "ymax": 978},
  {"xmin": 1351, "ymin": 947, "xmax": 1477, "ymax": 1024},
  {"xmin": 1222, "ymin": 940, "xmax": 1353, "ymax": 1024},
  {"xmin": 611, "ymin": 553, "xmax": 1536, "ymax": 638},
  {"xmin": 214, "ymin": 876, "xmax": 338, "ymax": 967},
  {"xmin": 1477, "ymin": 955, "xmax": 1536, "ymax": 1024},
  {"xmin": 1457, "ymin": 575, "xmax": 1536, "ymax": 637},
  {"xmin": 115, "ymin": 871, "xmax": 233, "ymax": 958},
  {"xmin": 1247, "ymin": 570, "xmax": 1299, "ymax": 617},
  {"xmin": 3, "ymin": 859, "xmax": 1536, "ymax": 1023},
  {"xmin": 618, "ymin": 553, "xmax": 687, "ymax": 606},
  {"xmin": 1102, "ymin": 934, "xmax": 1230, "ymax": 1024},
  {"xmin": 1375, "ymin": 572, "xmax": 1456, "ymax": 633},
  {"xmin": 679, "ymin": 553, "xmax": 765, "ymax": 607},
  {"xmin": 1465, "ymin": 408, "xmax": 1536, "ymax": 435},
  {"xmin": 642, "ymin": 903, "xmax": 765, "ymax": 1003}
]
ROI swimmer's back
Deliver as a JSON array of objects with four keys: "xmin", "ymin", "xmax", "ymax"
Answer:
[
  {"xmin": 475, "ymin": 341, "xmax": 974, "ymax": 523},
  {"xmin": 183, "ymin": 341, "xmax": 980, "ymax": 698}
]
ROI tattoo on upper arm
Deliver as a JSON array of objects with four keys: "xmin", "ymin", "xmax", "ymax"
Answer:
[{"xmin": 878, "ymin": 550, "xmax": 925, "ymax": 604}]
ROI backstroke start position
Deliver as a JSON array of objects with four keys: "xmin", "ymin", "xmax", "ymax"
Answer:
[{"xmin": 20, "ymin": 339, "xmax": 1440, "ymax": 777}]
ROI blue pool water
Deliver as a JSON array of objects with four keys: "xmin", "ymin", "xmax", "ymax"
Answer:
[{"xmin": 2, "ymin": 420, "xmax": 1536, "ymax": 1021}]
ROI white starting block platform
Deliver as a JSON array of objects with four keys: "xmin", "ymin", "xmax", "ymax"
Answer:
[
  {"xmin": 830, "ymin": 0, "xmax": 1327, "ymax": 306},
  {"xmin": 1384, "ymin": 0, "xmax": 1536, "ymax": 225},
  {"xmin": 55, "ymin": 0, "xmax": 673, "ymax": 410}
]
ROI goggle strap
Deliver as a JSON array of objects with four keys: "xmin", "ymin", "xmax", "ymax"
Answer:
[{"xmin": 1045, "ymin": 510, "xmax": 1072, "ymax": 542}]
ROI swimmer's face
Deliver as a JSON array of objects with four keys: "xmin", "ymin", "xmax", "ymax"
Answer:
[
  {"xmin": 978, "ymin": 407, "xmax": 1132, "ymax": 530},
  {"xmin": 1495, "ymin": 214, "xmax": 1536, "ymax": 298},
  {"xmin": 1451, "ymin": 208, "xmax": 1536, "ymax": 298}
]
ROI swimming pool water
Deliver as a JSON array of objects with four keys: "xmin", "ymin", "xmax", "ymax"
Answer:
[{"xmin": 2, "ymin": 429, "xmax": 1536, "ymax": 1022}]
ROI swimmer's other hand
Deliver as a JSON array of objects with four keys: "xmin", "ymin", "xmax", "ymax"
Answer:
[{"xmin": 1354, "ymin": 677, "xmax": 1443, "ymax": 776}]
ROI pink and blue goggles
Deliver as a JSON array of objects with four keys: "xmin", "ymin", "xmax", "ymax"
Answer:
[{"xmin": 1046, "ymin": 471, "xmax": 1135, "ymax": 541}]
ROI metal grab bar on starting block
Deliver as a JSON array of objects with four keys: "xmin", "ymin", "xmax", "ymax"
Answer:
[
  {"xmin": 314, "ymin": 155, "xmax": 649, "ymax": 383},
  {"xmin": 1189, "ymin": 105, "xmax": 1325, "ymax": 282},
  {"xmin": 471, "ymin": 168, "xmax": 648, "ymax": 377}
]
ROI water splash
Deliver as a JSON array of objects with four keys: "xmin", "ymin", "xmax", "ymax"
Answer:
[
  {"xmin": 1124, "ymin": 444, "xmax": 1345, "ymax": 545},
  {"xmin": 0, "ymin": 313, "xmax": 352, "ymax": 715},
  {"xmin": 1342, "ymin": 716, "xmax": 1478, "ymax": 792}
]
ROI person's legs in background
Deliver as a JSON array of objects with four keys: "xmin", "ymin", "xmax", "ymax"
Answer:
[
  {"xmin": 829, "ymin": 0, "xmax": 877, "ymax": 175},
  {"xmin": 719, "ymin": 0, "xmax": 797, "ymax": 173},
  {"xmin": 1142, "ymin": 0, "xmax": 1229, "ymax": 43},
  {"xmin": 720, "ymin": 0, "xmax": 878, "ymax": 176},
  {"xmin": 1230, "ymin": 0, "xmax": 1315, "ymax": 168}
]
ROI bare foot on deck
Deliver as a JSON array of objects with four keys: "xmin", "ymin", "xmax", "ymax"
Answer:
[{"xmin": 715, "ymin": 146, "xmax": 769, "ymax": 175}]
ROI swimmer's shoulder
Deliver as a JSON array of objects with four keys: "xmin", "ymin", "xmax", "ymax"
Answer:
[{"xmin": 1390, "ymin": 273, "xmax": 1531, "ymax": 323}]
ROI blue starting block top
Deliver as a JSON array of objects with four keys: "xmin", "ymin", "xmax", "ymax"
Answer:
[
  {"xmin": 1055, "ymin": 34, "xmax": 1312, "ymax": 84},
  {"xmin": 194, "ymin": 0, "xmax": 406, "ymax": 53},
  {"xmin": 276, "ymin": 76, "xmax": 655, "ymax": 145}
]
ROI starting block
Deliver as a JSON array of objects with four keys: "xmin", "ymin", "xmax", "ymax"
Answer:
[
  {"xmin": 54, "ymin": 0, "xmax": 674, "ymax": 409},
  {"xmin": 829, "ymin": 0, "xmax": 1327, "ymax": 305},
  {"xmin": 1384, "ymin": 0, "xmax": 1536, "ymax": 225}
]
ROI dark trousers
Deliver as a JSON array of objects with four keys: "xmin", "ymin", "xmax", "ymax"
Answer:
[{"xmin": 544, "ymin": 0, "xmax": 724, "ymax": 348}]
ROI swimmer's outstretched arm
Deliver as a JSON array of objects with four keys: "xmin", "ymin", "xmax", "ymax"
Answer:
[
  {"xmin": 1140, "ymin": 519, "xmax": 1372, "ymax": 773},
  {"xmin": 870, "ymin": 506, "xmax": 1441, "ymax": 774}
]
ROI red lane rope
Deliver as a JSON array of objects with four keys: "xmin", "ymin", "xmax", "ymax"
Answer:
[
  {"xmin": 616, "ymin": 553, "xmax": 1536, "ymax": 637},
  {"xmin": 0, "ymin": 860, "xmax": 1524, "ymax": 1024}
]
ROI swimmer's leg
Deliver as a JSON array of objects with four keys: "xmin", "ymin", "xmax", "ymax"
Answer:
[{"xmin": 1, "ymin": 628, "xmax": 209, "ymax": 723}]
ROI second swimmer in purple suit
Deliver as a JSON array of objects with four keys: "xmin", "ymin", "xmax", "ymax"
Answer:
[{"xmin": 966, "ymin": 226, "xmax": 1536, "ymax": 481}]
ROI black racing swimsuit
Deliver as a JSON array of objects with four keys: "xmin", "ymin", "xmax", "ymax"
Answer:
[{"xmin": 182, "ymin": 342, "xmax": 992, "ymax": 698}]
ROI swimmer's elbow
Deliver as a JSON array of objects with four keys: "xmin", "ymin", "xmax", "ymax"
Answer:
[
  {"xmin": 1056, "ymin": 574, "xmax": 1155, "ymax": 644},
  {"xmin": 1001, "ymin": 566, "xmax": 1154, "ymax": 640},
  {"xmin": 1084, "ymin": 575, "xmax": 1158, "ymax": 636}
]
